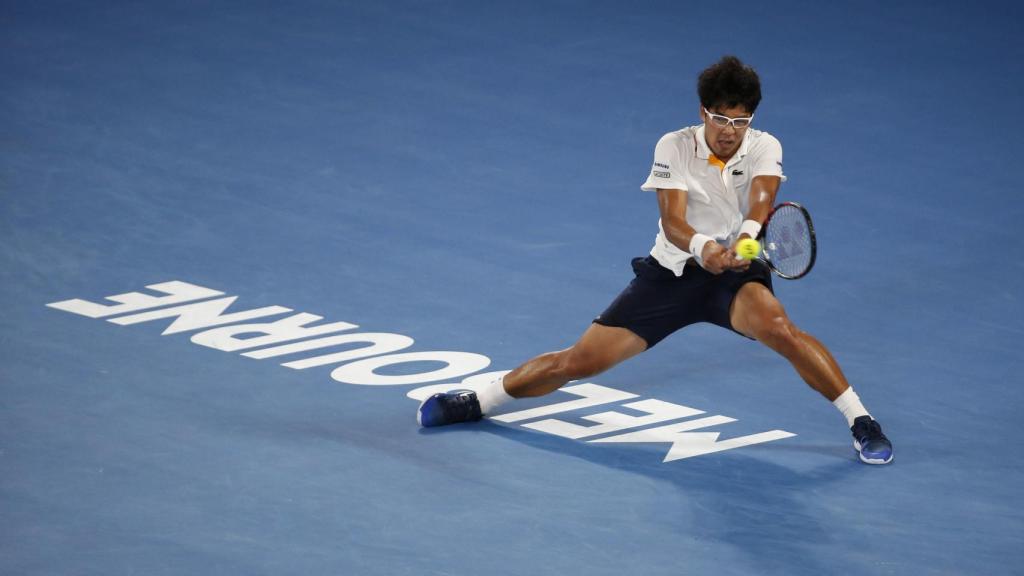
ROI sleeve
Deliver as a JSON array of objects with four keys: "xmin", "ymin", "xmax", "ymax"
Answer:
[
  {"xmin": 640, "ymin": 133, "xmax": 688, "ymax": 192},
  {"xmin": 750, "ymin": 133, "xmax": 787, "ymax": 182}
]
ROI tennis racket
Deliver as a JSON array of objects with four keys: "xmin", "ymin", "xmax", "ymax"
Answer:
[{"xmin": 755, "ymin": 202, "xmax": 817, "ymax": 280}]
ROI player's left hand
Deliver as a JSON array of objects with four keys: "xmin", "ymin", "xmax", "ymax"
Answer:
[{"xmin": 701, "ymin": 242, "xmax": 750, "ymax": 274}]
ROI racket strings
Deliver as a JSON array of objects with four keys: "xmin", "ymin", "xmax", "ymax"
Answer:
[{"xmin": 763, "ymin": 206, "xmax": 814, "ymax": 278}]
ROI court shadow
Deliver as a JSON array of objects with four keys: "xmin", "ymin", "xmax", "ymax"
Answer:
[{"xmin": 468, "ymin": 419, "xmax": 860, "ymax": 576}]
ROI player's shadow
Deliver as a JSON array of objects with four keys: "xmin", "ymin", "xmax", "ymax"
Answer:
[{"xmin": 450, "ymin": 418, "xmax": 859, "ymax": 576}]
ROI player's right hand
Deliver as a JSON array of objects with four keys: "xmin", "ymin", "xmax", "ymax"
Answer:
[{"xmin": 700, "ymin": 242, "xmax": 750, "ymax": 274}]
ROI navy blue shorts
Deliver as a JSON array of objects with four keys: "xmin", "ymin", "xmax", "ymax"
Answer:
[{"xmin": 593, "ymin": 255, "xmax": 774, "ymax": 348}]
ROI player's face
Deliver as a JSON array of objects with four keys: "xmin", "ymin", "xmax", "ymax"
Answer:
[{"xmin": 701, "ymin": 104, "xmax": 753, "ymax": 160}]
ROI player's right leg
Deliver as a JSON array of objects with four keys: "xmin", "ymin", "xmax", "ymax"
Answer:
[
  {"xmin": 503, "ymin": 323, "xmax": 648, "ymax": 398},
  {"xmin": 417, "ymin": 323, "xmax": 646, "ymax": 427}
]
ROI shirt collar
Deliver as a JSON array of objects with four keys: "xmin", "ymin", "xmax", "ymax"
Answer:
[{"xmin": 695, "ymin": 124, "xmax": 752, "ymax": 166}]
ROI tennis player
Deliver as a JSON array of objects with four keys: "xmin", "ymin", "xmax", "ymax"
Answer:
[{"xmin": 419, "ymin": 56, "xmax": 893, "ymax": 465}]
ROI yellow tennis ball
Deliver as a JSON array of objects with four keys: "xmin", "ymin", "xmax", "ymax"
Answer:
[{"xmin": 736, "ymin": 238, "xmax": 761, "ymax": 260}]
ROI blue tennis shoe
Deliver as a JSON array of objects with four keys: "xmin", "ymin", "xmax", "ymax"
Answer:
[
  {"xmin": 851, "ymin": 416, "xmax": 894, "ymax": 465},
  {"xmin": 417, "ymin": 390, "xmax": 483, "ymax": 427}
]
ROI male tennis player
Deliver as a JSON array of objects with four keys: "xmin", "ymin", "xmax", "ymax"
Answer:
[{"xmin": 419, "ymin": 56, "xmax": 893, "ymax": 465}]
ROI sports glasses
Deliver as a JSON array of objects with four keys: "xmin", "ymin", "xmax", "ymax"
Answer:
[{"xmin": 703, "ymin": 107, "xmax": 754, "ymax": 129}]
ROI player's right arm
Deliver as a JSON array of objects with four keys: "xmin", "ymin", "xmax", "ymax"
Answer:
[{"xmin": 657, "ymin": 188, "xmax": 747, "ymax": 274}]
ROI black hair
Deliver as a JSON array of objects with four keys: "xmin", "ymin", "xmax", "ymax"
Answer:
[{"xmin": 697, "ymin": 55, "xmax": 762, "ymax": 114}]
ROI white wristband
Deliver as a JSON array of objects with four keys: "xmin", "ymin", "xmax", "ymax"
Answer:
[
  {"xmin": 739, "ymin": 219, "xmax": 762, "ymax": 239},
  {"xmin": 689, "ymin": 233, "xmax": 715, "ymax": 261}
]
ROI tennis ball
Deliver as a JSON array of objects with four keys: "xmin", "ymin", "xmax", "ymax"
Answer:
[{"xmin": 736, "ymin": 238, "xmax": 761, "ymax": 260}]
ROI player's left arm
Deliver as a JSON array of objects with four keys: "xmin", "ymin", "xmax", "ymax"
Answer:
[{"xmin": 743, "ymin": 175, "xmax": 782, "ymax": 237}]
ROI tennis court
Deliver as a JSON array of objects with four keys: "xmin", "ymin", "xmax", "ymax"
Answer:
[{"xmin": 3, "ymin": 1, "xmax": 1022, "ymax": 574}]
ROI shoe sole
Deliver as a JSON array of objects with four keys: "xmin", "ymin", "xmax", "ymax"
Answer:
[
  {"xmin": 853, "ymin": 440, "xmax": 894, "ymax": 465},
  {"xmin": 415, "ymin": 397, "xmax": 432, "ymax": 424}
]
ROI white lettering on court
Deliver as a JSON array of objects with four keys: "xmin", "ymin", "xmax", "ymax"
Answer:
[
  {"xmin": 110, "ymin": 297, "xmax": 291, "ymax": 335},
  {"xmin": 331, "ymin": 351, "xmax": 491, "ymax": 386},
  {"xmin": 191, "ymin": 313, "xmax": 359, "ymax": 352},
  {"xmin": 47, "ymin": 280, "xmax": 796, "ymax": 462},
  {"xmin": 47, "ymin": 280, "xmax": 222, "ymax": 318},
  {"xmin": 521, "ymin": 398, "xmax": 705, "ymax": 439},
  {"xmin": 278, "ymin": 334, "xmax": 415, "ymax": 369},
  {"xmin": 593, "ymin": 418, "xmax": 796, "ymax": 462}
]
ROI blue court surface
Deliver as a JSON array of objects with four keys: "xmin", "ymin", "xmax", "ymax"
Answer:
[{"xmin": 3, "ymin": 1, "xmax": 1023, "ymax": 574}]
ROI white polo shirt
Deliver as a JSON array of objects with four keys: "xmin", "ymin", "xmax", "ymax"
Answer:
[{"xmin": 640, "ymin": 125, "xmax": 786, "ymax": 276}]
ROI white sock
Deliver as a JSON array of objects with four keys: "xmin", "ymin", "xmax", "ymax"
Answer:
[
  {"xmin": 476, "ymin": 374, "xmax": 515, "ymax": 415},
  {"xmin": 832, "ymin": 387, "xmax": 870, "ymax": 427}
]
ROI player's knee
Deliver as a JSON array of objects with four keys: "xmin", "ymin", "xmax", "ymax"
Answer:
[
  {"xmin": 556, "ymin": 346, "xmax": 610, "ymax": 381},
  {"xmin": 758, "ymin": 316, "xmax": 802, "ymax": 352}
]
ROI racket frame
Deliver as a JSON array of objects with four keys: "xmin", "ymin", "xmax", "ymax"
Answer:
[{"xmin": 755, "ymin": 201, "xmax": 817, "ymax": 280}]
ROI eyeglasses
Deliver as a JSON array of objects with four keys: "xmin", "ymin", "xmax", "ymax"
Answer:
[{"xmin": 703, "ymin": 107, "xmax": 754, "ymax": 129}]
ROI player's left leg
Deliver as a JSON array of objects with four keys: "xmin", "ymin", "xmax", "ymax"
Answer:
[
  {"xmin": 729, "ymin": 281, "xmax": 847, "ymax": 400},
  {"xmin": 729, "ymin": 281, "xmax": 893, "ymax": 464}
]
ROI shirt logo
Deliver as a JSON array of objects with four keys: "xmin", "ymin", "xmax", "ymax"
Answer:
[
  {"xmin": 653, "ymin": 171, "xmax": 670, "ymax": 178},
  {"xmin": 654, "ymin": 162, "xmax": 670, "ymax": 170},
  {"xmin": 731, "ymin": 170, "xmax": 744, "ymax": 176}
]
